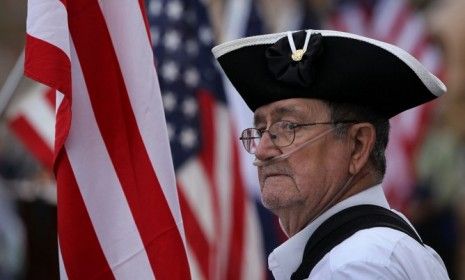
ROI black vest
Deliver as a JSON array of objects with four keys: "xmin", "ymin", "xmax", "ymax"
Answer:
[{"xmin": 291, "ymin": 204, "xmax": 423, "ymax": 280}]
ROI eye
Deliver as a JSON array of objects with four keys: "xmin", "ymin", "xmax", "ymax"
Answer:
[
  {"xmin": 279, "ymin": 121, "xmax": 297, "ymax": 131},
  {"xmin": 256, "ymin": 127, "xmax": 266, "ymax": 135}
]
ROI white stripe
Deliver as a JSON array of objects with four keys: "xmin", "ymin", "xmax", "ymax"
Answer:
[
  {"xmin": 242, "ymin": 201, "xmax": 265, "ymax": 280},
  {"xmin": 397, "ymin": 106, "xmax": 422, "ymax": 140},
  {"xmin": 220, "ymin": 0, "xmax": 261, "ymax": 198},
  {"xmin": 66, "ymin": 41, "xmax": 154, "ymax": 279},
  {"xmin": 384, "ymin": 126, "xmax": 415, "ymax": 198},
  {"xmin": 419, "ymin": 46, "xmax": 441, "ymax": 74},
  {"xmin": 58, "ymin": 241, "xmax": 69, "ymax": 280},
  {"xmin": 275, "ymin": 2, "xmax": 305, "ymax": 32},
  {"xmin": 26, "ymin": 0, "xmax": 70, "ymax": 57},
  {"xmin": 373, "ymin": 0, "xmax": 405, "ymax": 40},
  {"xmin": 178, "ymin": 160, "xmax": 215, "ymax": 242},
  {"xmin": 56, "ymin": 90, "xmax": 64, "ymax": 114},
  {"xmin": 7, "ymin": 84, "xmax": 55, "ymax": 149},
  {"xmin": 223, "ymin": 79, "xmax": 260, "ymax": 197},
  {"xmin": 395, "ymin": 14, "xmax": 424, "ymax": 53},
  {"xmin": 223, "ymin": 0, "xmax": 252, "ymax": 41},
  {"xmin": 98, "ymin": 0, "xmax": 186, "ymax": 244},
  {"xmin": 339, "ymin": 5, "xmax": 367, "ymax": 36},
  {"xmin": 214, "ymin": 104, "xmax": 233, "ymax": 277},
  {"xmin": 186, "ymin": 246, "xmax": 205, "ymax": 280}
]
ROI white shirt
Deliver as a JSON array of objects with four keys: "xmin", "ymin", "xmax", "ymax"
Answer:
[{"xmin": 268, "ymin": 185, "xmax": 449, "ymax": 279}]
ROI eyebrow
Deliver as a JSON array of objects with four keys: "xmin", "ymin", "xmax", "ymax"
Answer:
[{"xmin": 253, "ymin": 106, "xmax": 306, "ymax": 126}]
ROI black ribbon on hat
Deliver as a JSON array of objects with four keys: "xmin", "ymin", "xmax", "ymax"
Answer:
[{"xmin": 265, "ymin": 31, "xmax": 323, "ymax": 87}]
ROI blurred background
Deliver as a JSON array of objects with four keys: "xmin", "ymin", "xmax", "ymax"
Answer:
[{"xmin": 1, "ymin": 0, "xmax": 465, "ymax": 279}]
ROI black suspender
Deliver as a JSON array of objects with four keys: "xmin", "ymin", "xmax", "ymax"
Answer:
[{"xmin": 291, "ymin": 205, "xmax": 423, "ymax": 280}]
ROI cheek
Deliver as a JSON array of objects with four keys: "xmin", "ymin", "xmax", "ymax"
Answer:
[
  {"xmin": 289, "ymin": 145, "xmax": 345, "ymax": 192},
  {"xmin": 291, "ymin": 163, "xmax": 325, "ymax": 196}
]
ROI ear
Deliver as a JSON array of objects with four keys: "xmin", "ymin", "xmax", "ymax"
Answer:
[{"xmin": 347, "ymin": 123, "xmax": 376, "ymax": 175}]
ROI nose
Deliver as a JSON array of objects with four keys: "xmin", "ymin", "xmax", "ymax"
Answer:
[{"xmin": 254, "ymin": 131, "xmax": 281, "ymax": 161}]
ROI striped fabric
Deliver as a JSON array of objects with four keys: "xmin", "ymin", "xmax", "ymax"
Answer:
[
  {"xmin": 7, "ymin": 85, "xmax": 55, "ymax": 170},
  {"xmin": 147, "ymin": 0, "xmax": 265, "ymax": 279},
  {"xmin": 24, "ymin": 0, "xmax": 190, "ymax": 278},
  {"xmin": 328, "ymin": 0, "xmax": 443, "ymax": 210}
]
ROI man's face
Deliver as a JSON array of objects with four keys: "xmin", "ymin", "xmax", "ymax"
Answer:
[{"xmin": 253, "ymin": 98, "xmax": 352, "ymax": 217}]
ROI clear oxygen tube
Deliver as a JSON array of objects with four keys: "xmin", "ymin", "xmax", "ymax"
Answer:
[
  {"xmin": 278, "ymin": 174, "xmax": 356, "ymax": 237},
  {"xmin": 253, "ymin": 127, "xmax": 337, "ymax": 167}
]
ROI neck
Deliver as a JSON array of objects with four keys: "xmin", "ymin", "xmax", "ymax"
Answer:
[{"xmin": 278, "ymin": 169, "xmax": 380, "ymax": 237}]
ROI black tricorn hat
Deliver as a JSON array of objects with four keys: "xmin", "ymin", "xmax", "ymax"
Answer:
[{"xmin": 212, "ymin": 29, "xmax": 446, "ymax": 118}]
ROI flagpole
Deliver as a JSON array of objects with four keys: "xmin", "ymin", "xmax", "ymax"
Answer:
[{"xmin": 0, "ymin": 49, "xmax": 25, "ymax": 118}]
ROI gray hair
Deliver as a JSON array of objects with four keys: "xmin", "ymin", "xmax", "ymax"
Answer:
[{"xmin": 324, "ymin": 101, "xmax": 390, "ymax": 178}]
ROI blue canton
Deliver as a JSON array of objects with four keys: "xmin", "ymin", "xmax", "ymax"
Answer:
[{"xmin": 146, "ymin": 0, "xmax": 226, "ymax": 169}]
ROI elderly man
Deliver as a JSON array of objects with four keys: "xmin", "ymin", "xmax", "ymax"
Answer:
[{"xmin": 213, "ymin": 30, "xmax": 449, "ymax": 279}]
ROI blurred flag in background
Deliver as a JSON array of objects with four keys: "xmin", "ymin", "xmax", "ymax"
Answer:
[
  {"xmin": 327, "ymin": 0, "xmax": 443, "ymax": 211},
  {"xmin": 6, "ymin": 84, "xmax": 55, "ymax": 170},
  {"xmin": 24, "ymin": 0, "xmax": 190, "ymax": 278},
  {"xmin": 147, "ymin": 0, "xmax": 265, "ymax": 279},
  {"xmin": 220, "ymin": 0, "xmax": 287, "ymax": 278}
]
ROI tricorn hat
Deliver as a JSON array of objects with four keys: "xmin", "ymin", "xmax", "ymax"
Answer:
[{"xmin": 212, "ymin": 29, "xmax": 446, "ymax": 118}]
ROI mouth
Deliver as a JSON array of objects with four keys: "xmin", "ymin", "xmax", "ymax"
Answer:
[
  {"xmin": 259, "ymin": 165, "xmax": 291, "ymax": 183},
  {"xmin": 263, "ymin": 173, "xmax": 290, "ymax": 181}
]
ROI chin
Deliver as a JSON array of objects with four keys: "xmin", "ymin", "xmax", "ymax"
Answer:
[
  {"xmin": 260, "ymin": 191, "xmax": 302, "ymax": 211},
  {"xmin": 260, "ymin": 195, "xmax": 281, "ymax": 210}
]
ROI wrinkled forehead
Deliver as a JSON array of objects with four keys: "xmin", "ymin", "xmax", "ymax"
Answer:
[{"xmin": 253, "ymin": 98, "xmax": 330, "ymax": 126}]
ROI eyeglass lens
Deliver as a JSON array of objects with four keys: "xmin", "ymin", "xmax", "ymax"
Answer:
[{"xmin": 241, "ymin": 121, "xmax": 296, "ymax": 154}]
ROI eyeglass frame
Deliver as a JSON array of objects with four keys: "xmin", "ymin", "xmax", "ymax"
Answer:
[{"xmin": 239, "ymin": 120, "xmax": 360, "ymax": 154}]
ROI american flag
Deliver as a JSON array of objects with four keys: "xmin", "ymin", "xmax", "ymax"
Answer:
[
  {"xmin": 147, "ymin": 0, "xmax": 264, "ymax": 279},
  {"xmin": 6, "ymin": 84, "xmax": 55, "ymax": 170},
  {"xmin": 328, "ymin": 0, "xmax": 443, "ymax": 210},
  {"xmin": 24, "ymin": 0, "xmax": 190, "ymax": 278},
  {"xmin": 221, "ymin": 0, "xmax": 288, "ymax": 278}
]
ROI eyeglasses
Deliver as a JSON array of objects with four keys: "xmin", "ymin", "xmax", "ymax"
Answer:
[{"xmin": 239, "ymin": 120, "xmax": 357, "ymax": 154}]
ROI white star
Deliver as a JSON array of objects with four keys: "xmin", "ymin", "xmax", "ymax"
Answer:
[
  {"xmin": 199, "ymin": 26, "xmax": 213, "ymax": 45},
  {"xmin": 166, "ymin": 1, "xmax": 183, "ymax": 20},
  {"xmin": 186, "ymin": 40, "xmax": 199, "ymax": 56},
  {"xmin": 166, "ymin": 123, "xmax": 175, "ymax": 141},
  {"xmin": 163, "ymin": 91, "xmax": 177, "ymax": 112},
  {"xmin": 164, "ymin": 30, "xmax": 181, "ymax": 51},
  {"xmin": 184, "ymin": 68, "xmax": 200, "ymax": 87},
  {"xmin": 149, "ymin": 1, "xmax": 162, "ymax": 17},
  {"xmin": 180, "ymin": 128, "xmax": 197, "ymax": 149},
  {"xmin": 161, "ymin": 62, "xmax": 179, "ymax": 82},
  {"xmin": 182, "ymin": 98, "xmax": 198, "ymax": 117},
  {"xmin": 150, "ymin": 27, "xmax": 159, "ymax": 46}
]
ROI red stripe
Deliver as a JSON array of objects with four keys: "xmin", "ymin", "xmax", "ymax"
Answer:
[
  {"xmin": 359, "ymin": 4, "xmax": 373, "ymax": 37},
  {"xmin": 198, "ymin": 90, "xmax": 221, "ymax": 279},
  {"xmin": 198, "ymin": 90, "xmax": 215, "ymax": 189},
  {"xmin": 24, "ymin": 34, "xmax": 71, "ymax": 96},
  {"xmin": 385, "ymin": 4, "xmax": 411, "ymax": 43},
  {"xmin": 9, "ymin": 116, "xmax": 53, "ymax": 170},
  {"xmin": 57, "ymin": 152, "xmax": 114, "ymax": 279},
  {"xmin": 435, "ymin": 63, "xmax": 446, "ymax": 82},
  {"xmin": 178, "ymin": 186, "xmax": 210, "ymax": 278},
  {"xmin": 328, "ymin": 12, "xmax": 348, "ymax": 32},
  {"xmin": 67, "ymin": 1, "xmax": 190, "ymax": 278},
  {"xmin": 410, "ymin": 35, "xmax": 428, "ymax": 60},
  {"xmin": 45, "ymin": 87, "xmax": 56, "ymax": 109},
  {"xmin": 55, "ymin": 96, "xmax": 71, "ymax": 169},
  {"xmin": 227, "ymin": 133, "xmax": 246, "ymax": 279},
  {"xmin": 24, "ymin": 34, "xmax": 71, "ymax": 159}
]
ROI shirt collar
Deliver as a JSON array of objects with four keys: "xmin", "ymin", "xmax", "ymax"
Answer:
[{"xmin": 268, "ymin": 184, "xmax": 390, "ymax": 279}]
